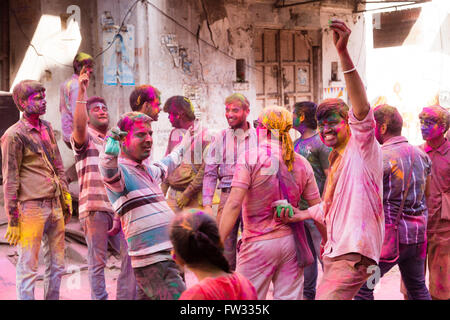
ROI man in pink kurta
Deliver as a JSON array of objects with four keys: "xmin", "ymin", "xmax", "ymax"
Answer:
[
  {"xmin": 282, "ymin": 20, "xmax": 384, "ymax": 300},
  {"xmin": 308, "ymin": 107, "xmax": 384, "ymax": 299}
]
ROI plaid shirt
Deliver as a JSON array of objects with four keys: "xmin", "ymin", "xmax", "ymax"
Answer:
[
  {"xmin": 381, "ymin": 136, "xmax": 431, "ymax": 244},
  {"xmin": 71, "ymin": 127, "xmax": 113, "ymax": 219},
  {"xmin": 99, "ymin": 141, "xmax": 186, "ymax": 268},
  {"xmin": 202, "ymin": 124, "xmax": 257, "ymax": 206},
  {"xmin": 60, "ymin": 74, "xmax": 79, "ymax": 143},
  {"xmin": 1, "ymin": 117, "xmax": 67, "ymax": 226}
]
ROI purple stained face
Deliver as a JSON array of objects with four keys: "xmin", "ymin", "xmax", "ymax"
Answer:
[
  {"xmin": 420, "ymin": 108, "xmax": 446, "ymax": 141},
  {"xmin": 23, "ymin": 90, "xmax": 47, "ymax": 116}
]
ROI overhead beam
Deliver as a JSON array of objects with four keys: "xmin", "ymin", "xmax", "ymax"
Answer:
[
  {"xmin": 274, "ymin": 0, "xmax": 322, "ymax": 9},
  {"xmin": 354, "ymin": 0, "xmax": 431, "ymax": 13}
]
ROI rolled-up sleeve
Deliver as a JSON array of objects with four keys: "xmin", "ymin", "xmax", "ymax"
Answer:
[{"xmin": 1, "ymin": 133, "xmax": 23, "ymax": 226}]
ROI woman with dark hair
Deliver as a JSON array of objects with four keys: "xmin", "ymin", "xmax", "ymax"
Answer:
[{"xmin": 170, "ymin": 209, "xmax": 257, "ymax": 300}]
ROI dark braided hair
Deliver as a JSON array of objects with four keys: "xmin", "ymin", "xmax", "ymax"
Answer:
[{"xmin": 170, "ymin": 210, "xmax": 231, "ymax": 273}]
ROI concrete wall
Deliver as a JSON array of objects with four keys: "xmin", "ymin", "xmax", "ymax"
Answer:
[{"xmin": 8, "ymin": 0, "xmax": 367, "ymax": 165}]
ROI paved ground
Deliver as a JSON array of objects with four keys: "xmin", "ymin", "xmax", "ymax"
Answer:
[
  {"xmin": 0, "ymin": 201, "xmax": 420, "ymax": 300},
  {"xmin": 0, "ymin": 238, "xmax": 409, "ymax": 300}
]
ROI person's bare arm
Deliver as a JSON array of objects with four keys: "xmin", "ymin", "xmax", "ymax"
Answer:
[
  {"xmin": 72, "ymin": 66, "xmax": 90, "ymax": 147},
  {"xmin": 330, "ymin": 19, "xmax": 370, "ymax": 121},
  {"xmin": 219, "ymin": 187, "xmax": 247, "ymax": 243}
]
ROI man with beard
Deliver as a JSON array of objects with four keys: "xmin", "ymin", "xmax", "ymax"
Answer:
[
  {"xmin": 202, "ymin": 93, "xmax": 257, "ymax": 271},
  {"xmin": 99, "ymin": 112, "xmax": 193, "ymax": 300},
  {"xmin": 161, "ymin": 96, "xmax": 208, "ymax": 213},
  {"xmin": 3, "ymin": 80, "xmax": 70, "ymax": 299},
  {"xmin": 418, "ymin": 105, "xmax": 450, "ymax": 300},
  {"xmin": 71, "ymin": 67, "xmax": 136, "ymax": 300},
  {"xmin": 277, "ymin": 19, "xmax": 384, "ymax": 300}
]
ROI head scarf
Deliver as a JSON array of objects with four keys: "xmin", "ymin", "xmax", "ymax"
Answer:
[{"xmin": 259, "ymin": 106, "xmax": 295, "ymax": 171}]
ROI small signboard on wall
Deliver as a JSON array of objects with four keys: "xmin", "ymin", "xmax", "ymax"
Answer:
[{"xmin": 103, "ymin": 24, "xmax": 135, "ymax": 86}]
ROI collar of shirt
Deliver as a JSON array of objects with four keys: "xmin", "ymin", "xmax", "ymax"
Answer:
[
  {"xmin": 119, "ymin": 156, "xmax": 143, "ymax": 168},
  {"xmin": 21, "ymin": 116, "xmax": 44, "ymax": 133},
  {"xmin": 226, "ymin": 122, "xmax": 255, "ymax": 139},
  {"xmin": 423, "ymin": 138, "xmax": 450, "ymax": 155},
  {"xmin": 88, "ymin": 126, "xmax": 106, "ymax": 140},
  {"xmin": 381, "ymin": 135, "xmax": 408, "ymax": 149}
]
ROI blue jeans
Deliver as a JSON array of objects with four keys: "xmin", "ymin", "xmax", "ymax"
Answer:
[
  {"xmin": 303, "ymin": 219, "xmax": 323, "ymax": 300},
  {"xmin": 80, "ymin": 211, "xmax": 136, "ymax": 300},
  {"xmin": 355, "ymin": 242, "xmax": 431, "ymax": 300},
  {"xmin": 16, "ymin": 198, "xmax": 65, "ymax": 300}
]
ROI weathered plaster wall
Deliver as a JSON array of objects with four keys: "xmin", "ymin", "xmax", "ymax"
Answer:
[
  {"xmin": 145, "ymin": 0, "xmax": 367, "ymax": 158},
  {"xmin": 8, "ymin": 0, "xmax": 367, "ymax": 164}
]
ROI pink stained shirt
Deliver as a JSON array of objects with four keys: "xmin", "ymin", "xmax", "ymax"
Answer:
[
  {"xmin": 231, "ymin": 139, "xmax": 320, "ymax": 243},
  {"xmin": 309, "ymin": 108, "xmax": 384, "ymax": 264},
  {"xmin": 179, "ymin": 272, "xmax": 258, "ymax": 300},
  {"xmin": 420, "ymin": 138, "xmax": 450, "ymax": 233}
]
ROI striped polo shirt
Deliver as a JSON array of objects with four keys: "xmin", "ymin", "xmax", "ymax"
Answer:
[
  {"xmin": 99, "ymin": 143, "xmax": 185, "ymax": 268},
  {"xmin": 71, "ymin": 127, "xmax": 113, "ymax": 218}
]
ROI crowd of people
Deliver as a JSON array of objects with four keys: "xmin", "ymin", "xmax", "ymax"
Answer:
[{"xmin": 2, "ymin": 20, "xmax": 449, "ymax": 301}]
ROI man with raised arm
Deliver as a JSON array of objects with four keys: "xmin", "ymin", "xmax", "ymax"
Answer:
[
  {"xmin": 71, "ymin": 67, "xmax": 136, "ymax": 300},
  {"xmin": 277, "ymin": 19, "xmax": 384, "ymax": 300}
]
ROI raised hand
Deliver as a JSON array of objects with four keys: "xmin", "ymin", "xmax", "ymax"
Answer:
[
  {"xmin": 329, "ymin": 19, "xmax": 351, "ymax": 54},
  {"xmin": 78, "ymin": 65, "xmax": 90, "ymax": 95}
]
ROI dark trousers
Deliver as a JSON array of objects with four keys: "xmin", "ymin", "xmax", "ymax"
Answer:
[
  {"xmin": 217, "ymin": 190, "xmax": 242, "ymax": 271},
  {"xmin": 134, "ymin": 260, "xmax": 186, "ymax": 300},
  {"xmin": 355, "ymin": 242, "xmax": 431, "ymax": 300},
  {"xmin": 303, "ymin": 219, "xmax": 323, "ymax": 300}
]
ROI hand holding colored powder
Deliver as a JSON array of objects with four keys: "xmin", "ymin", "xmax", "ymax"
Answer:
[
  {"xmin": 105, "ymin": 127, "xmax": 128, "ymax": 155},
  {"xmin": 276, "ymin": 204, "xmax": 294, "ymax": 218}
]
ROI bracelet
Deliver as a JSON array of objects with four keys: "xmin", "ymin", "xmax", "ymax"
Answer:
[
  {"xmin": 342, "ymin": 66, "xmax": 356, "ymax": 74},
  {"xmin": 76, "ymin": 100, "xmax": 87, "ymax": 104}
]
